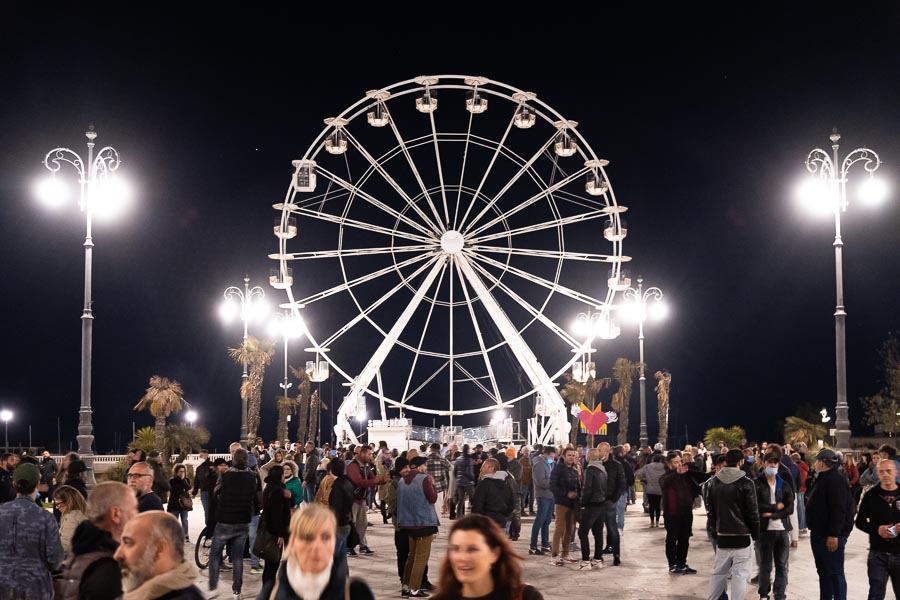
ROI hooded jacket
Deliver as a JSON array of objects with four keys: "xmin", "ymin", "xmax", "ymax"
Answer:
[
  {"xmin": 471, "ymin": 470, "xmax": 514, "ymax": 527},
  {"xmin": 581, "ymin": 461, "xmax": 609, "ymax": 507},
  {"xmin": 635, "ymin": 461, "xmax": 666, "ymax": 496},
  {"xmin": 531, "ymin": 454, "xmax": 553, "ymax": 499},
  {"xmin": 706, "ymin": 466, "xmax": 760, "ymax": 548}
]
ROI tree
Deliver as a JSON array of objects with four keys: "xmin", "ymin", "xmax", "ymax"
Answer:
[
  {"xmin": 165, "ymin": 424, "xmax": 210, "ymax": 464},
  {"xmin": 229, "ymin": 336, "xmax": 275, "ymax": 445},
  {"xmin": 655, "ymin": 370, "xmax": 672, "ymax": 447},
  {"xmin": 130, "ymin": 427, "xmax": 156, "ymax": 455},
  {"xmin": 276, "ymin": 395, "xmax": 295, "ymax": 443},
  {"xmin": 308, "ymin": 389, "xmax": 321, "ymax": 444},
  {"xmin": 134, "ymin": 375, "xmax": 189, "ymax": 454},
  {"xmin": 611, "ymin": 358, "xmax": 638, "ymax": 445},
  {"xmin": 289, "ymin": 366, "xmax": 312, "ymax": 442},
  {"xmin": 862, "ymin": 332, "xmax": 900, "ymax": 435},
  {"xmin": 560, "ymin": 373, "xmax": 611, "ymax": 446},
  {"xmin": 783, "ymin": 416, "xmax": 827, "ymax": 449},
  {"xmin": 703, "ymin": 426, "xmax": 746, "ymax": 450}
]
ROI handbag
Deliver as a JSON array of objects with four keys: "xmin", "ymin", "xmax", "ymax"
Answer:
[
  {"xmin": 179, "ymin": 493, "xmax": 194, "ymax": 512},
  {"xmin": 253, "ymin": 513, "xmax": 282, "ymax": 563}
]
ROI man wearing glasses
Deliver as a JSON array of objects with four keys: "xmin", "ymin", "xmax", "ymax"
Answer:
[{"xmin": 127, "ymin": 462, "xmax": 163, "ymax": 512}]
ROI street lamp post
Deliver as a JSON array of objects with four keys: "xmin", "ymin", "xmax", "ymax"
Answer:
[
  {"xmin": 41, "ymin": 127, "xmax": 126, "ymax": 489},
  {"xmin": 221, "ymin": 276, "xmax": 266, "ymax": 447},
  {"xmin": 571, "ymin": 310, "xmax": 620, "ymax": 384},
  {"xmin": 802, "ymin": 130, "xmax": 884, "ymax": 452},
  {"xmin": 1, "ymin": 410, "xmax": 11, "ymax": 452},
  {"xmin": 622, "ymin": 276, "xmax": 665, "ymax": 449}
]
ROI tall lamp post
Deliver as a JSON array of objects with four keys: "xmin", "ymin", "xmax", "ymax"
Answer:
[
  {"xmin": 39, "ymin": 127, "xmax": 129, "ymax": 488},
  {"xmin": 220, "ymin": 276, "xmax": 267, "ymax": 447},
  {"xmin": 622, "ymin": 277, "xmax": 666, "ymax": 449},
  {"xmin": 1, "ymin": 410, "xmax": 11, "ymax": 452},
  {"xmin": 571, "ymin": 310, "xmax": 620, "ymax": 384},
  {"xmin": 800, "ymin": 130, "xmax": 886, "ymax": 452},
  {"xmin": 268, "ymin": 310, "xmax": 305, "ymax": 405}
]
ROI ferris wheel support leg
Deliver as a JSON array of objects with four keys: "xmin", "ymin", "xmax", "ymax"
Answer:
[{"xmin": 456, "ymin": 253, "xmax": 569, "ymax": 446}]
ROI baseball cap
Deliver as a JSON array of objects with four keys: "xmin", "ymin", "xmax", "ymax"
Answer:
[
  {"xmin": 815, "ymin": 448, "xmax": 839, "ymax": 463},
  {"xmin": 410, "ymin": 456, "xmax": 428, "ymax": 468}
]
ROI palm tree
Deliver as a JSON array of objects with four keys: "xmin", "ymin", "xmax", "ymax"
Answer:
[
  {"xmin": 655, "ymin": 370, "xmax": 672, "ymax": 447},
  {"xmin": 611, "ymin": 358, "xmax": 638, "ymax": 445},
  {"xmin": 560, "ymin": 373, "xmax": 611, "ymax": 446},
  {"xmin": 165, "ymin": 424, "xmax": 210, "ymax": 464},
  {"xmin": 783, "ymin": 416, "xmax": 828, "ymax": 449},
  {"xmin": 276, "ymin": 395, "xmax": 296, "ymax": 442},
  {"xmin": 289, "ymin": 366, "xmax": 311, "ymax": 442},
  {"xmin": 134, "ymin": 375, "xmax": 189, "ymax": 454},
  {"xmin": 229, "ymin": 336, "xmax": 275, "ymax": 445},
  {"xmin": 307, "ymin": 389, "xmax": 321, "ymax": 445}
]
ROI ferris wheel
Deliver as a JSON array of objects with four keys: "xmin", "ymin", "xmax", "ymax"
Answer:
[{"xmin": 271, "ymin": 75, "xmax": 630, "ymax": 446}]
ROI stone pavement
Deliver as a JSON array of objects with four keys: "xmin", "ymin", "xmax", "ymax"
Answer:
[{"xmin": 186, "ymin": 498, "xmax": 885, "ymax": 600}]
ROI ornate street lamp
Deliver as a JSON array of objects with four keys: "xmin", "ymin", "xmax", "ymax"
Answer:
[
  {"xmin": 622, "ymin": 277, "xmax": 666, "ymax": 449},
  {"xmin": 799, "ymin": 130, "xmax": 886, "ymax": 452},
  {"xmin": 39, "ymin": 127, "xmax": 130, "ymax": 488}
]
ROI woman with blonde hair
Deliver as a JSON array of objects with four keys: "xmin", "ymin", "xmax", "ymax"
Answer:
[
  {"xmin": 258, "ymin": 503, "xmax": 374, "ymax": 600},
  {"xmin": 431, "ymin": 514, "xmax": 543, "ymax": 600},
  {"xmin": 53, "ymin": 484, "xmax": 88, "ymax": 559}
]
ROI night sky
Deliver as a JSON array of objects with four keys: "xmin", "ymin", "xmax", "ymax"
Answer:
[{"xmin": 3, "ymin": 8, "xmax": 900, "ymax": 453}]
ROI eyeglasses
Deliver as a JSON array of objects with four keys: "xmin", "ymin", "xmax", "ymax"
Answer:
[{"xmin": 126, "ymin": 473, "xmax": 152, "ymax": 479}]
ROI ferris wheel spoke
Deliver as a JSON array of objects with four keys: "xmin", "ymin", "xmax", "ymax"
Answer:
[
  {"xmin": 458, "ymin": 125, "xmax": 553, "ymax": 234},
  {"xmin": 319, "ymin": 254, "xmax": 443, "ymax": 349},
  {"xmin": 385, "ymin": 108, "xmax": 447, "ymax": 232},
  {"xmin": 346, "ymin": 255, "xmax": 448, "ymax": 402},
  {"xmin": 272, "ymin": 244, "xmax": 434, "ymax": 261},
  {"xmin": 297, "ymin": 252, "xmax": 436, "ymax": 306},
  {"xmin": 467, "ymin": 207, "xmax": 611, "ymax": 245},
  {"xmin": 400, "ymin": 260, "xmax": 449, "ymax": 406},
  {"xmin": 468, "ymin": 258, "xmax": 582, "ymax": 350},
  {"xmin": 465, "ymin": 166, "xmax": 590, "ymax": 239},
  {"xmin": 466, "ymin": 249, "xmax": 608, "ymax": 308},
  {"xmin": 428, "ymin": 111, "xmax": 451, "ymax": 226},
  {"xmin": 453, "ymin": 363, "xmax": 498, "ymax": 403},
  {"xmin": 287, "ymin": 205, "xmax": 434, "ymax": 245},
  {"xmin": 316, "ymin": 166, "xmax": 438, "ymax": 239},
  {"xmin": 467, "ymin": 245, "xmax": 619, "ymax": 263},
  {"xmin": 403, "ymin": 362, "xmax": 449, "ymax": 405},
  {"xmin": 451, "ymin": 111, "xmax": 476, "ymax": 230},
  {"xmin": 341, "ymin": 130, "xmax": 444, "ymax": 236},
  {"xmin": 453, "ymin": 259, "xmax": 504, "ymax": 405}
]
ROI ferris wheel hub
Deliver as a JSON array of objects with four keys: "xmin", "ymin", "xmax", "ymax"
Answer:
[{"xmin": 440, "ymin": 230, "xmax": 465, "ymax": 255}]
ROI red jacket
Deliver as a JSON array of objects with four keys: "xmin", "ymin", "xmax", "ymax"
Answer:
[{"xmin": 797, "ymin": 461, "xmax": 809, "ymax": 493}]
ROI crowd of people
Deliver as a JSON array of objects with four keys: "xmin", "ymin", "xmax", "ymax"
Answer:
[{"xmin": 4, "ymin": 434, "xmax": 900, "ymax": 599}]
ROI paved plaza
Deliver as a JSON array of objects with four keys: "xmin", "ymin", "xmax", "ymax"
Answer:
[{"xmin": 189, "ymin": 497, "xmax": 885, "ymax": 600}]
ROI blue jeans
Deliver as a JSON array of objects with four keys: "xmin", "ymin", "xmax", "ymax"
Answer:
[
  {"xmin": 521, "ymin": 484, "xmax": 534, "ymax": 513},
  {"xmin": 810, "ymin": 534, "xmax": 847, "ymax": 600},
  {"xmin": 200, "ymin": 491, "xmax": 210, "ymax": 524},
  {"xmin": 248, "ymin": 514, "xmax": 261, "ymax": 569},
  {"xmin": 170, "ymin": 509, "xmax": 190, "ymax": 538},
  {"xmin": 334, "ymin": 531, "xmax": 349, "ymax": 579},
  {"xmin": 209, "ymin": 522, "xmax": 249, "ymax": 593},
  {"xmin": 797, "ymin": 491, "xmax": 807, "ymax": 530},
  {"xmin": 759, "ymin": 530, "xmax": 790, "ymax": 600},
  {"xmin": 304, "ymin": 484, "xmax": 317, "ymax": 504},
  {"xmin": 603, "ymin": 503, "xmax": 620, "ymax": 556},
  {"xmin": 867, "ymin": 550, "xmax": 900, "ymax": 600},
  {"xmin": 531, "ymin": 497, "xmax": 554, "ymax": 549},
  {"xmin": 615, "ymin": 491, "xmax": 628, "ymax": 530}
]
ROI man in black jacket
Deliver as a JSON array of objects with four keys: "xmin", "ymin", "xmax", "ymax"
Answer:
[
  {"xmin": 55, "ymin": 481, "xmax": 138, "ymax": 600},
  {"xmin": 578, "ymin": 448, "xmax": 608, "ymax": 569},
  {"xmin": 550, "ymin": 447, "xmax": 580, "ymax": 565},
  {"xmin": 191, "ymin": 449, "xmax": 213, "ymax": 519},
  {"xmin": 471, "ymin": 458, "xmax": 514, "ymax": 529},
  {"xmin": 660, "ymin": 451, "xmax": 702, "ymax": 576},
  {"xmin": 599, "ymin": 443, "xmax": 626, "ymax": 564},
  {"xmin": 706, "ymin": 449, "xmax": 759, "ymax": 598},
  {"xmin": 755, "ymin": 453, "xmax": 794, "ymax": 600},
  {"xmin": 856, "ymin": 458, "xmax": 900, "ymax": 600},
  {"xmin": 806, "ymin": 448, "xmax": 852, "ymax": 600},
  {"xmin": 207, "ymin": 448, "xmax": 259, "ymax": 599}
]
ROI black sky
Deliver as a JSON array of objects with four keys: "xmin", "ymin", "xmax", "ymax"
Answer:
[{"xmin": 2, "ymin": 8, "xmax": 900, "ymax": 452}]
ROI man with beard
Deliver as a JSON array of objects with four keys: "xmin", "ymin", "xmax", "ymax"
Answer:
[
  {"xmin": 114, "ymin": 511, "xmax": 202, "ymax": 599},
  {"xmin": 54, "ymin": 481, "xmax": 138, "ymax": 600},
  {"xmin": 128, "ymin": 462, "xmax": 164, "ymax": 512}
]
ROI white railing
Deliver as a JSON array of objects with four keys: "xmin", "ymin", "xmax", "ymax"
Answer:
[{"xmin": 50, "ymin": 453, "xmax": 232, "ymax": 466}]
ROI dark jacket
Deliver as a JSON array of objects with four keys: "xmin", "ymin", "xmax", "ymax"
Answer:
[
  {"xmin": 259, "ymin": 559, "xmax": 375, "ymax": 600},
  {"xmin": 328, "ymin": 475, "xmax": 355, "ymax": 527},
  {"xmin": 57, "ymin": 519, "xmax": 121, "ymax": 600},
  {"xmin": 214, "ymin": 468, "xmax": 259, "ymax": 524},
  {"xmin": 64, "ymin": 477, "xmax": 89, "ymax": 499},
  {"xmin": 454, "ymin": 454, "xmax": 476, "ymax": 488},
  {"xmin": 263, "ymin": 484, "xmax": 292, "ymax": 539},
  {"xmin": 856, "ymin": 484, "xmax": 900, "ymax": 553},
  {"xmin": 471, "ymin": 471, "xmax": 514, "ymax": 527},
  {"xmin": 191, "ymin": 459, "xmax": 213, "ymax": 495},
  {"xmin": 706, "ymin": 467, "xmax": 759, "ymax": 548},
  {"xmin": 550, "ymin": 461, "xmax": 581, "ymax": 508},
  {"xmin": 41, "ymin": 458, "xmax": 58, "ymax": 485},
  {"xmin": 0, "ymin": 466, "xmax": 15, "ymax": 503},
  {"xmin": 806, "ymin": 466, "xmax": 854, "ymax": 538},
  {"xmin": 754, "ymin": 473, "xmax": 794, "ymax": 531},
  {"xmin": 304, "ymin": 452, "xmax": 320, "ymax": 487},
  {"xmin": 150, "ymin": 461, "xmax": 171, "ymax": 503},
  {"xmin": 581, "ymin": 461, "xmax": 608, "ymax": 507},
  {"xmin": 660, "ymin": 469, "xmax": 701, "ymax": 519},
  {"xmin": 167, "ymin": 476, "xmax": 192, "ymax": 513},
  {"xmin": 602, "ymin": 456, "xmax": 627, "ymax": 503},
  {"xmin": 154, "ymin": 586, "xmax": 204, "ymax": 600},
  {"xmin": 780, "ymin": 455, "xmax": 800, "ymax": 492},
  {"xmin": 346, "ymin": 460, "xmax": 379, "ymax": 503},
  {"xmin": 620, "ymin": 455, "xmax": 635, "ymax": 487},
  {"xmin": 138, "ymin": 491, "xmax": 164, "ymax": 513}
]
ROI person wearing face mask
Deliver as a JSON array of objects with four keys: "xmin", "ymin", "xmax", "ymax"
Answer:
[
  {"xmin": 754, "ymin": 454, "xmax": 794, "ymax": 600},
  {"xmin": 741, "ymin": 449, "xmax": 757, "ymax": 479}
]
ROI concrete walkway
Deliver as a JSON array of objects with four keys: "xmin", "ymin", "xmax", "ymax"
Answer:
[{"xmin": 187, "ymin": 498, "xmax": 885, "ymax": 599}]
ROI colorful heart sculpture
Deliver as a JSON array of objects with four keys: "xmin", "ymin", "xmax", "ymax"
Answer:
[{"xmin": 578, "ymin": 408, "xmax": 608, "ymax": 435}]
